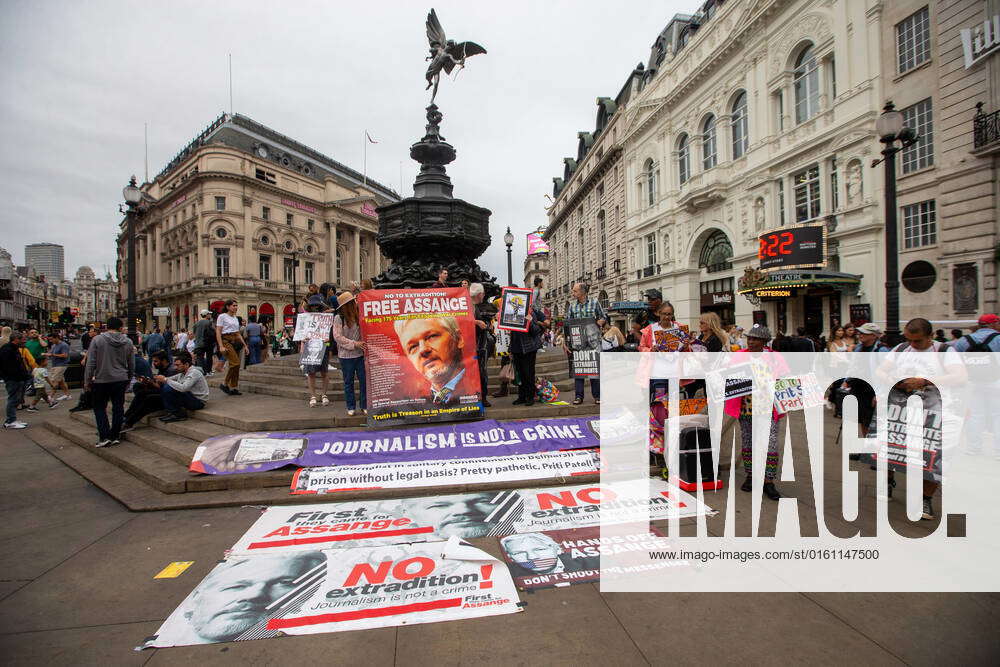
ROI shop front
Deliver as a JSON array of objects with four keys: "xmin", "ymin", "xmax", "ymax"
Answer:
[{"xmin": 699, "ymin": 277, "xmax": 734, "ymax": 325}]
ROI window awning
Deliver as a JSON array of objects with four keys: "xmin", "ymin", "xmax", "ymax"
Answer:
[{"xmin": 608, "ymin": 301, "xmax": 649, "ymax": 313}]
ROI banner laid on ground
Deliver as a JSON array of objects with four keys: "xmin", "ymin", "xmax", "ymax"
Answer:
[
  {"xmin": 140, "ymin": 538, "xmax": 520, "ymax": 648},
  {"xmin": 293, "ymin": 312, "xmax": 335, "ymax": 341},
  {"xmin": 189, "ymin": 417, "xmax": 600, "ymax": 475},
  {"xmin": 498, "ymin": 525, "xmax": 680, "ymax": 590},
  {"xmin": 230, "ymin": 480, "xmax": 713, "ymax": 554},
  {"xmin": 358, "ymin": 288, "xmax": 483, "ymax": 426},
  {"xmin": 566, "ymin": 318, "xmax": 600, "ymax": 378},
  {"xmin": 290, "ymin": 449, "xmax": 602, "ymax": 494}
]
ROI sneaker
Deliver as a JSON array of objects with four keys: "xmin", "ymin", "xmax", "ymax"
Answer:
[
  {"xmin": 321, "ymin": 395, "xmax": 330, "ymax": 406},
  {"xmin": 25, "ymin": 406, "xmax": 39, "ymax": 412},
  {"xmin": 309, "ymin": 396, "xmax": 318, "ymax": 408},
  {"xmin": 95, "ymin": 439, "xmax": 112, "ymax": 447},
  {"xmin": 219, "ymin": 385, "xmax": 232, "ymax": 395},
  {"xmin": 347, "ymin": 409, "xmax": 356, "ymax": 417},
  {"xmin": 921, "ymin": 496, "xmax": 935, "ymax": 521},
  {"xmin": 3, "ymin": 421, "xmax": 27, "ymax": 429},
  {"xmin": 229, "ymin": 389, "xmax": 242, "ymax": 396},
  {"xmin": 56, "ymin": 395, "xmax": 71, "ymax": 402},
  {"xmin": 49, "ymin": 402, "xmax": 60, "ymax": 410},
  {"xmin": 110, "ymin": 439, "xmax": 121, "ymax": 446}
]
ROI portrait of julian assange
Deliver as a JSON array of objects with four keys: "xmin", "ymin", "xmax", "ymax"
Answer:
[{"xmin": 393, "ymin": 316, "xmax": 480, "ymax": 405}]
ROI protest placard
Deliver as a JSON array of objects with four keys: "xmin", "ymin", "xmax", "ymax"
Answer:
[{"xmin": 293, "ymin": 312, "xmax": 335, "ymax": 341}]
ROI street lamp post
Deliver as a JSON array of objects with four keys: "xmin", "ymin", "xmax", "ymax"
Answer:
[
  {"xmin": 122, "ymin": 176, "xmax": 142, "ymax": 343},
  {"xmin": 503, "ymin": 227, "xmax": 514, "ymax": 286},
  {"xmin": 875, "ymin": 102, "xmax": 917, "ymax": 347}
]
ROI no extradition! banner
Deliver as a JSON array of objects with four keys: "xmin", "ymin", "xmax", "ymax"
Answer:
[
  {"xmin": 141, "ymin": 539, "xmax": 521, "ymax": 648},
  {"xmin": 290, "ymin": 449, "xmax": 602, "ymax": 494},
  {"xmin": 229, "ymin": 480, "xmax": 713, "ymax": 554},
  {"xmin": 189, "ymin": 417, "xmax": 601, "ymax": 475},
  {"xmin": 358, "ymin": 288, "xmax": 483, "ymax": 426}
]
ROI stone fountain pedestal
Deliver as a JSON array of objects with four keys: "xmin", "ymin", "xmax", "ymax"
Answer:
[{"xmin": 373, "ymin": 105, "xmax": 499, "ymax": 297}]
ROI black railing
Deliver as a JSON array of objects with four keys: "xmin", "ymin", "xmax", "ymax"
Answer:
[
  {"xmin": 642, "ymin": 265, "xmax": 658, "ymax": 278},
  {"xmin": 595, "ymin": 266, "xmax": 606, "ymax": 280},
  {"xmin": 974, "ymin": 103, "xmax": 1000, "ymax": 149}
]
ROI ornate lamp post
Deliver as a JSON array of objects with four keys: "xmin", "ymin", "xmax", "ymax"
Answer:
[
  {"xmin": 874, "ymin": 102, "xmax": 917, "ymax": 346},
  {"xmin": 504, "ymin": 227, "xmax": 514, "ymax": 286},
  {"xmin": 121, "ymin": 176, "xmax": 142, "ymax": 343}
]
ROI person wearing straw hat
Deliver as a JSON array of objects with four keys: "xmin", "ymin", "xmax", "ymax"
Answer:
[{"xmin": 332, "ymin": 291, "xmax": 367, "ymax": 416}]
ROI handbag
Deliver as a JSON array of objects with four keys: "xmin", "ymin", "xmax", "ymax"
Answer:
[{"xmin": 499, "ymin": 362, "xmax": 514, "ymax": 383}]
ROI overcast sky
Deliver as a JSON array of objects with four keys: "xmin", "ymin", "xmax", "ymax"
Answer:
[{"xmin": 0, "ymin": 0, "xmax": 696, "ymax": 283}]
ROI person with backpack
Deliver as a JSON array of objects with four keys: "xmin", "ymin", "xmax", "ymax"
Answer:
[{"xmin": 949, "ymin": 314, "xmax": 1000, "ymax": 458}]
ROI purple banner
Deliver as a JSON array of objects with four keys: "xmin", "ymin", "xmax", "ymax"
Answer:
[{"xmin": 190, "ymin": 417, "xmax": 600, "ymax": 475}]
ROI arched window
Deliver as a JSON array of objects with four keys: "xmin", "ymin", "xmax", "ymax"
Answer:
[
  {"xmin": 677, "ymin": 134, "xmax": 690, "ymax": 185},
  {"xmin": 598, "ymin": 290, "xmax": 610, "ymax": 310},
  {"xmin": 644, "ymin": 158, "xmax": 657, "ymax": 206},
  {"xmin": 698, "ymin": 230, "xmax": 733, "ymax": 273},
  {"xmin": 731, "ymin": 92, "xmax": 749, "ymax": 158},
  {"xmin": 702, "ymin": 115, "xmax": 717, "ymax": 169},
  {"xmin": 794, "ymin": 46, "xmax": 819, "ymax": 124}
]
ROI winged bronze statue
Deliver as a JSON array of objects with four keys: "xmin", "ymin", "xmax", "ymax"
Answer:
[{"xmin": 425, "ymin": 8, "xmax": 487, "ymax": 103}]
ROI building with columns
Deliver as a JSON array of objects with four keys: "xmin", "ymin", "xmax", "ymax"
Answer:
[
  {"xmin": 74, "ymin": 266, "xmax": 118, "ymax": 325},
  {"xmin": 621, "ymin": 0, "xmax": 895, "ymax": 336},
  {"xmin": 544, "ymin": 91, "xmax": 632, "ymax": 330},
  {"xmin": 117, "ymin": 113, "xmax": 399, "ymax": 332}
]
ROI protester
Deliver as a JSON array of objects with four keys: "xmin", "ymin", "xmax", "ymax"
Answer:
[
  {"xmin": 949, "ymin": 313, "xmax": 1000, "ymax": 458},
  {"xmin": 625, "ymin": 319, "xmax": 644, "ymax": 347},
  {"xmin": 510, "ymin": 301, "xmax": 549, "ymax": 406},
  {"xmin": 460, "ymin": 279, "xmax": 470, "ymax": 290},
  {"xmin": 154, "ymin": 351, "xmax": 209, "ymax": 423},
  {"xmin": 121, "ymin": 351, "xmax": 173, "ymax": 431},
  {"xmin": 1, "ymin": 332, "xmax": 31, "ymax": 429},
  {"xmin": 563, "ymin": 282, "xmax": 605, "ymax": 405},
  {"xmin": 934, "ymin": 328, "xmax": 948, "ymax": 344},
  {"xmin": 843, "ymin": 322, "xmax": 890, "ymax": 460},
  {"xmin": 469, "ymin": 283, "xmax": 494, "ymax": 408},
  {"xmin": 299, "ymin": 295, "xmax": 332, "ymax": 408},
  {"xmin": 877, "ymin": 318, "xmax": 965, "ymax": 520},
  {"xmin": 950, "ymin": 328, "xmax": 963, "ymax": 343},
  {"xmin": 332, "ymin": 291, "xmax": 367, "ymax": 416},
  {"xmin": 843, "ymin": 323, "xmax": 858, "ymax": 349},
  {"xmin": 26, "ymin": 355, "xmax": 60, "ymax": 411},
  {"xmin": 360, "ymin": 278, "xmax": 373, "ymax": 291},
  {"xmin": 192, "ymin": 309, "xmax": 215, "ymax": 376},
  {"xmin": 431, "ymin": 268, "xmax": 449, "ymax": 288},
  {"xmin": 245, "ymin": 315, "xmax": 264, "ymax": 366},
  {"xmin": 319, "ymin": 283, "xmax": 339, "ymax": 311},
  {"xmin": 83, "ymin": 317, "xmax": 136, "ymax": 447},
  {"xmin": 299, "ymin": 283, "xmax": 320, "ymax": 313},
  {"xmin": 42, "ymin": 332, "xmax": 72, "ymax": 401},
  {"xmin": 175, "ymin": 329, "xmax": 189, "ymax": 356},
  {"xmin": 0, "ymin": 326, "xmax": 11, "ymax": 348},
  {"xmin": 215, "ymin": 299, "xmax": 245, "ymax": 396},
  {"xmin": 727, "ymin": 324, "xmax": 785, "ymax": 500},
  {"xmin": 277, "ymin": 328, "xmax": 295, "ymax": 356}
]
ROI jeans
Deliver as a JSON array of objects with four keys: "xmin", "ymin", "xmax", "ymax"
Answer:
[
  {"xmin": 340, "ymin": 356, "xmax": 367, "ymax": 411},
  {"xmin": 477, "ymin": 348, "xmax": 488, "ymax": 399},
  {"xmin": 4, "ymin": 379, "xmax": 27, "ymax": 424},
  {"xmin": 512, "ymin": 351, "xmax": 537, "ymax": 403},
  {"xmin": 161, "ymin": 384, "xmax": 206, "ymax": 414},
  {"xmin": 574, "ymin": 377, "xmax": 600, "ymax": 400},
  {"xmin": 91, "ymin": 380, "xmax": 129, "ymax": 441},
  {"xmin": 195, "ymin": 345, "xmax": 213, "ymax": 375},
  {"xmin": 124, "ymin": 388, "xmax": 163, "ymax": 427},
  {"xmin": 247, "ymin": 336, "xmax": 262, "ymax": 365}
]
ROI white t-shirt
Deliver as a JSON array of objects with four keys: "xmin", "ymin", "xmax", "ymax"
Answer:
[{"xmin": 217, "ymin": 313, "xmax": 240, "ymax": 334}]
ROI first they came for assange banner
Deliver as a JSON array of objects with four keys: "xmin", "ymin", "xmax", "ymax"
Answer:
[
  {"xmin": 189, "ymin": 417, "xmax": 599, "ymax": 475},
  {"xmin": 139, "ymin": 538, "xmax": 520, "ymax": 648},
  {"xmin": 290, "ymin": 449, "xmax": 602, "ymax": 494},
  {"xmin": 230, "ymin": 480, "xmax": 714, "ymax": 554},
  {"xmin": 359, "ymin": 288, "xmax": 483, "ymax": 427}
]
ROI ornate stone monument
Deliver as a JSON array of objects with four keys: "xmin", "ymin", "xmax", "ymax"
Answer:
[{"xmin": 372, "ymin": 9, "xmax": 499, "ymax": 296}]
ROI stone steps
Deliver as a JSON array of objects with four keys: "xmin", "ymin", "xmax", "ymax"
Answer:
[{"xmin": 237, "ymin": 357, "xmax": 570, "ymax": 380}]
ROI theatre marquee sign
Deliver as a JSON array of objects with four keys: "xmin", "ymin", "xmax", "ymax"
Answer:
[{"xmin": 756, "ymin": 222, "xmax": 827, "ymax": 271}]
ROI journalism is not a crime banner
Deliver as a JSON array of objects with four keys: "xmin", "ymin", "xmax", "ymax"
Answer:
[
  {"xmin": 358, "ymin": 288, "xmax": 482, "ymax": 427},
  {"xmin": 189, "ymin": 417, "xmax": 600, "ymax": 475},
  {"xmin": 290, "ymin": 449, "xmax": 602, "ymax": 494},
  {"xmin": 140, "ymin": 539, "xmax": 520, "ymax": 648},
  {"xmin": 230, "ymin": 480, "xmax": 713, "ymax": 554}
]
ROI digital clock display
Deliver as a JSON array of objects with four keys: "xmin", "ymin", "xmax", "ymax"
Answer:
[{"xmin": 757, "ymin": 223, "xmax": 826, "ymax": 270}]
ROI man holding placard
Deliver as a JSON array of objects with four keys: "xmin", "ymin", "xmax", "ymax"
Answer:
[{"xmin": 563, "ymin": 283, "xmax": 605, "ymax": 405}]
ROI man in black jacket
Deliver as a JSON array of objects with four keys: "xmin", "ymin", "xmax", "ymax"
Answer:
[{"xmin": 1, "ymin": 332, "xmax": 32, "ymax": 429}]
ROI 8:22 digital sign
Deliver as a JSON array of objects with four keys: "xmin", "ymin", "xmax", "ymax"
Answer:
[{"xmin": 757, "ymin": 223, "xmax": 826, "ymax": 270}]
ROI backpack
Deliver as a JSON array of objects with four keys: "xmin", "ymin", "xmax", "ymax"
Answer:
[
  {"xmin": 534, "ymin": 377, "xmax": 559, "ymax": 403},
  {"xmin": 960, "ymin": 332, "xmax": 999, "ymax": 381}
]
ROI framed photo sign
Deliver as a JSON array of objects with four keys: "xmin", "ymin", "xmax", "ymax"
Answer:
[{"xmin": 498, "ymin": 287, "xmax": 533, "ymax": 332}]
